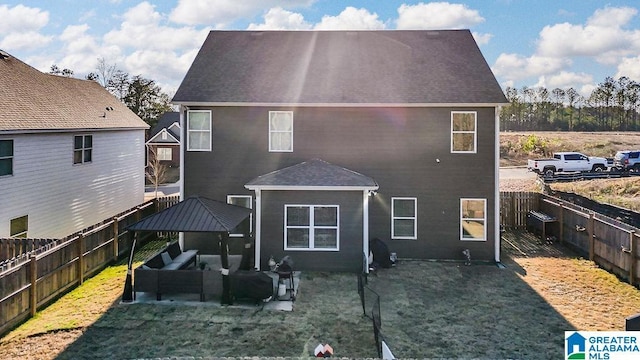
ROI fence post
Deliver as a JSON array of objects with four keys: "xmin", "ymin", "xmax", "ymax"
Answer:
[
  {"xmin": 588, "ymin": 212, "xmax": 595, "ymax": 261},
  {"xmin": 29, "ymin": 254, "xmax": 37, "ymax": 316},
  {"xmin": 112, "ymin": 217, "xmax": 119, "ymax": 262},
  {"xmin": 558, "ymin": 201, "xmax": 564, "ymax": 245},
  {"xmin": 631, "ymin": 231, "xmax": 637, "ymax": 286},
  {"xmin": 77, "ymin": 233, "xmax": 85, "ymax": 285}
]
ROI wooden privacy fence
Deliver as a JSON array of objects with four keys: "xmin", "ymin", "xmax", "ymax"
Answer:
[
  {"xmin": 0, "ymin": 195, "xmax": 179, "ymax": 336},
  {"xmin": 499, "ymin": 191, "xmax": 539, "ymax": 229}
]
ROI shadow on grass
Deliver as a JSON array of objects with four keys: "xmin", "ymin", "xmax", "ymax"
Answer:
[{"xmin": 52, "ymin": 232, "xmax": 578, "ymax": 359}]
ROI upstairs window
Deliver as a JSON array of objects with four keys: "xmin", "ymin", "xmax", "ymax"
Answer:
[
  {"xmin": 0, "ymin": 139, "xmax": 13, "ymax": 176},
  {"xmin": 391, "ymin": 197, "xmax": 417, "ymax": 239},
  {"xmin": 269, "ymin": 111, "xmax": 293, "ymax": 152},
  {"xmin": 451, "ymin": 111, "xmax": 477, "ymax": 153},
  {"xmin": 187, "ymin": 110, "xmax": 212, "ymax": 151},
  {"xmin": 10, "ymin": 215, "xmax": 28, "ymax": 238},
  {"xmin": 157, "ymin": 148, "xmax": 172, "ymax": 161},
  {"xmin": 460, "ymin": 198, "xmax": 486, "ymax": 241},
  {"xmin": 73, "ymin": 135, "xmax": 92, "ymax": 164}
]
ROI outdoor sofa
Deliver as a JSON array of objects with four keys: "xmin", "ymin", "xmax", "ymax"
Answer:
[{"xmin": 134, "ymin": 242, "xmax": 243, "ymax": 301}]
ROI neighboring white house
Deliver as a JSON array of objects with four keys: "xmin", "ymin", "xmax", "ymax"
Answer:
[{"xmin": 0, "ymin": 50, "xmax": 149, "ymax": 239}]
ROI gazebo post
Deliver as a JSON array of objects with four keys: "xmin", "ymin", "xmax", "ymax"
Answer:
[
  {"xmin": 220, "ymin": 232, "xmax": 232, "ymax": 305},
  {"xmin": 122, "ymin": 231, "xmax": 137, "ymax": 302}
]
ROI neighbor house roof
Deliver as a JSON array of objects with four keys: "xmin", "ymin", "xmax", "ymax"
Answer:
[
  {"xmin": 147, "ymin": 112, "xmax": 180, "ymax": 144},
  {"xmin": 173, "ymin": 30, "xmax": 507, "ymax": 106},
  {"xmin": 245, "ymin": 159, "xmax": 379, "ymax": 190},
  {"xmin": 0, "ymin": 50, "xmax": 148, "ymax": 133}
]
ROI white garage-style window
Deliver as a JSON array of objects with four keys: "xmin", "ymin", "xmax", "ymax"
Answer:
[
  {"xmin": 460, "ymin": 198, "xmax": 486, "ymax": 241},
  {"xmin": 187, "ymin": 110, "xmax": 212, "ymax": 151},
  {"xmin": 451, "ymin": 111, "xmax": 477, "ymax": 153},
  {"xmin": 269, "ymin": 111, "xmax": 293, "ymax": 152},
  {"xmin": 285, "ymin": 205, "xmax": 339, "ymax": 250},
  {"xmin": 227, "ymin": 195, "xmax": 252, "ymax": 237},
  {"xmin": 391, "ymin": 197, "xmax": 417, "ymax": 239}
]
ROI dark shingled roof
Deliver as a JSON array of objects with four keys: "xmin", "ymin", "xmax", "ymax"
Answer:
[
  {"xmin": 245, "ymin": 159, "xmax": 378, "ymax": 188},
  {"xmin": 173, "ymin": 30, "xmax": 507, "ymax": 105},
  {"xmin": 149, "ymin": 112, "xmax": 180, "ymax": 139},
  {"xmin": 127, "ymin": 196, "xmax": 251, "ymax": 233}
]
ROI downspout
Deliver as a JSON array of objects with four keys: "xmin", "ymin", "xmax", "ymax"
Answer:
[
  {"xmin": 178, "ymin": 106, "xmax": 186, "ymax": 249},
  {"xmin": 494, "ymin": 106, "xmax": 501, "ymax": 263}
]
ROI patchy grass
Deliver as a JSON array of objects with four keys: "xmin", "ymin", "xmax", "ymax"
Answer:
[{"xmin": 2, "ymin": 232, "xmax": 640, "ymax": 359}]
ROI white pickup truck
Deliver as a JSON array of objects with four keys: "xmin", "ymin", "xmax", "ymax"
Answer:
[{"xmin": 527, "ymin": 152, "xmax": 610, "ymax": 176}]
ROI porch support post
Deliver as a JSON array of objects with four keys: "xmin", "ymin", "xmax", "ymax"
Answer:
[
  {"xmin": 220, "ymin": 232, "xmax": 232, "ymax": 305},
  {"xmin": 253, "ymin": 189, "xmax": 262, "ymax": 271},
  {"xmin": 494, "ymin": 106, "xmax": 501, "ymax": 263},
  {"xmin": 363, "ymin": 190, "xmax": 370, "ymax": 274}
]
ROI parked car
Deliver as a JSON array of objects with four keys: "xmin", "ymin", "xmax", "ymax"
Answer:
[
  {"xmin": 613, "ymin": 150, "xmax": 640, "ymax": 172},
  {"xmin": 527, "ymin": 152, "xmax": 610, "ymax": 176}
]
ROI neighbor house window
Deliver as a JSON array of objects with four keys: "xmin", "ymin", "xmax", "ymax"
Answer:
[
  {"xmin": 392, "ymin": 197, "xmax": 417, "ymax": 239},
  {"xmin": 227, "ymin": 195, "xmax": 252, "ymax": 237},
  {"xmin": 157, "ymin": 147, "xmax": 172, "ymax": 161},
  {"xmin": 269, "ymin": 111, "xmax": 293, "ymax": 152},
  {"xmin": 10, "ymin": 215, "xmax": 28, "ymax": 238},
  {"xmin": 460, "ymin": 198, "xmax": 486, "ymax": 241},
  {"xmin": 187, "ymin": 110, "xmax": 211, "ymax": 151},
  {"xmin": 285, "ymin": 205, "xmax": 339, "ymax": 250},
  {"xmin": 73, "ymin": 135, "xmax": 92, "ymax": 164},
  {"xmin": 451, "ymin": 111, "xmax": 477, "ymax": 153},
  {"xmin": 0, "ymin": 139, "xmax": 13, "ymax": 176}
]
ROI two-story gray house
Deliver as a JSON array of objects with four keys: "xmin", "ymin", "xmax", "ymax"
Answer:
[
  {"xmin": 0, "ymin": 50, "xmax": 149, "ymax": 239},
  {"xmin": 172, "ymin": 30, "xmax": 507, "ymax": 272}
]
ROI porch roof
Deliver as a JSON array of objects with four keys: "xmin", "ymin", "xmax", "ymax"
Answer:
[
  {"xmin": 127, "ymin": 196, "xmax": 251, "ymax": 233},
  {"xmin": 244, "ymin": 159, "xmax": 378, "ymax": 190}
]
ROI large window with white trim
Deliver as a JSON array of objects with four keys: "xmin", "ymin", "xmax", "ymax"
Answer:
[
  {"xmin": 269, "ymin": 111, "xmax": 293, "ymax": 152},
  {"xmin": 227, "ymin": 195, "xmax": 252, "ymax": 237},
  {"xmin": 460, "ymin": 198, "xmax": 486, "ymax": 241},
  {"xmin": 391, "ymin": 197, "xmax": 417, "ymax": 239},
  {"xmin": 187, "ymin": 110, "xmax": 211, "ymax": 151},
  {"xmin": 285, "ymin": 205, "xmax": 339, "ymax": 250},
  {"xmin": 451, "ymin": 111, "xmax": 477, "ymax": 153}
]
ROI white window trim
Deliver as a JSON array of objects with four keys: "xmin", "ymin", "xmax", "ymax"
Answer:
[
  {"xmin": 460, "ymin": 198, "xmax": 487, "ymax": 241},
  {"xmin": 227, "ymin": 195, "xmax": 253, "ymax": 237},
  {"xmin": 0, "ymin": 139, "xmax": 13, "ymax": 177},
  {"xmin": 157, "ymin": 147, "xmax": 172, "ymax": 161},
  {"xmin": 451, "ymin": 111, "xmax": 477, "ymax": 154},
  {"xmin": 284, "ymin": 204, "xmax": 339, "ymax": 251},
  {"xmin": 73, "ymin": 134, "xmax": 92, "ymax": 165},
  {"xmin": 10, "ymin": 215, "xmax": 28, "ymax": 238},
  {"xmin": 391, "ymin": 197, "xmax": 417, "ymax": 240},
  {"xmin": 269, "ymin": 111, "xmax": 293, "ymax": 152},
  {"xmin": 187, "ymin": 110, "xmax": 212, "ymax": 152}
]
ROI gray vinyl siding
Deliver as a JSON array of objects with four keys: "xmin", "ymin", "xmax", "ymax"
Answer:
[
  {"xmin": 0, "ymin": 130, "xmax": 146, "ymax": 238},
  {"xmin": 184, "ymin": 106, "xmax": 496, "ymax": 262}
]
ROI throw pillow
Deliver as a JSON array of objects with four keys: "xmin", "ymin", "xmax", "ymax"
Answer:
[{"xmin": 161, "ymin": 252, "xmax": 172, "ymax": 266}]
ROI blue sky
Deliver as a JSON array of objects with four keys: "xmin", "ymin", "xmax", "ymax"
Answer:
[{"xmin": 1, "ymin": 1, "xmax": 639, "ymax": 97}]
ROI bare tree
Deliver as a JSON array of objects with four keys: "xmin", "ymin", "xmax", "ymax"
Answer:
[{"xmin": 146, "ymin": 146, "xmax": 167, "ymax": 198}]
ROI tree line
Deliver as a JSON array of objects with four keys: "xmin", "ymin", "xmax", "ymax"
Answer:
[
  {"xmin": 49, "ymin": 59, "xmax": 172, "ymax": 132},
  {"xmin": 501, "ymin": 76, "xmax": 640, "ymax": 131}
]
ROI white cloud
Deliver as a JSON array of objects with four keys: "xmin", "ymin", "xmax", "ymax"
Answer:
[
  {"xmin": 534, "ymin": 71, "xmax": 593, "ymax": 90},
  {"xmin": 170, "ymin": 0, "xmax": 314, "ymax": 26},
  {"xmin": 56, "ymin": 24, "xmax": 102, "ymax": 73},
  {"xmin": 536, "ymin": 6, "xmax": 640, "ymax": 62},
  {"xmin": 396, "ymin": 2, "xmax": 484, "ymax": 29},
  {"xmin": 314, "ymin": 7, "xmax": 385, "ymax": 30},
  {"xmin": 0, "ymin": 4, "xmax": 52, "ymax": 51},
  {"xmin": 472, "ymin": 32, "xmax": 492, "ymax": 45},
  {"xmin": 616, "ymin": 56, "xmax": 640, "ymax": 82},
  {"xmin": 247, "ymin": 7, "xmax": 311, "ymax": 30},
  {"xmin": 492, "ymin": 53, "xmax": 570, "ymax": 81},
  {"xmin": 0, "ymin": 4, "xmax": 49, "ymax": 33}
]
